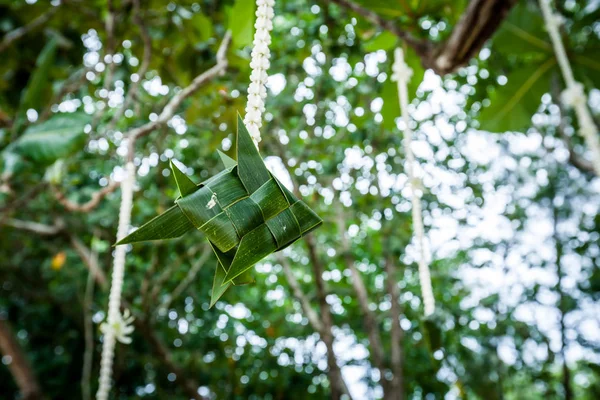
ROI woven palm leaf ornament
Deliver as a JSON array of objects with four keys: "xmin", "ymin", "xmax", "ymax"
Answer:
[{"xmin": 119, "ymin": 117, "xmax": 322, "ymax": 306}]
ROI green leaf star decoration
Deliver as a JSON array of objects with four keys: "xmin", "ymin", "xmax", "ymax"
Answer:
[{"xmin": 118, "ymin": 115, "xmax": 323, "ymax": 307}]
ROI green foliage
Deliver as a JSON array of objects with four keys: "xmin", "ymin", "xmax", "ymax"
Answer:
[
  {"xmin": 1, "ymin": 1, "xmax": 599, "ymax": 399},
  {"xmin": 11, "ymin": 113, "xmax": 89, "ymax": 164}
]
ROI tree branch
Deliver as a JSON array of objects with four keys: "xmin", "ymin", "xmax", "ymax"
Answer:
[
  {"xmin": 125, "ymin": 31, "xmax": 231, "ymax": 161},
  {"xmin": 0, "ymin": 319, "xmax": 44, "ymax": 400},
  {"xmin": 305, "ymin": 234, "xmax": 353, "ymax": 400},
  {"xmin": 336, "ymin": 206, "xmax": 387, "ymax": 394},
  {"xmin": 429, "ymin": 0, "xmax": 518, "ymax": 74},
  {"xmin": 81, "ymin": 238, "xmax": 98, "ymax": 400},
  {"xmin": 550, "ymin": 74, "xmax": 596, "ymax": 175},
  {"xmin": 326, "ymin": 0, "xmax": 518, "ymax": 75},
  {"xmin": 278, "ymin": 254, "xmax": 324, "ymax": 334},
  {"xmin": 384, "ymin": 254, "xmax": 404, "ymax": 400},
  {"xmin": 160, "ymin": 245, "xmax": 211, "ymax": 311},
  {"xmin": 51, "ymin": 179, "xmax": 120, "ymax": 213},
  {"xmin": 135, "ymin": 318, "xmax": 207, "ymax": 400},
  {"xmin": 70, "ymin": 235, "xmax": 108, "ymax": 289},
  {"xmin": 0, "ymin": 5, "xmax": 60, "ymax": 53},
  {"xmin": 326, "ymin": 0, "xmax": 430, "ymax": 57},
  {"xmin": 2, "ymin": 218, "xmax": 64, "ymax": 235}
]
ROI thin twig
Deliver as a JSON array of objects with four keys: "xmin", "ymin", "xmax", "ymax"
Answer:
[
  {"xmin": 160, "ymin": 245, "xmax": 211, "ymax": 311},
  {"xmin": 124, "ymin": 31, "xmax": 232, "ymax": 161},
  {"xmin": 278, "ymin": 254, "xmax": 324, "ymax": 333},
  {"xmin": 305, "ymin": 234, "xmax": 353, "ymax": 400},
  {"xmin": 70, "ymin": 235, "xmax": 108, "ymax": 289},
  {"xmin": 2, "ymin": 218, "xmax": 64, "ymax": 235},
  {"xmin": 325, "ymin": 0, "xmax": 430, "ymax": 57},
  {"xmin": 336, "ymin": 205, "xmax": 387, "ymax": 393},
  {"xmin": 0, "ymin": 5, "xmax": 60, "ymax": 53},
  {"xmin": 384, "ymin": 254, "xmax": 404, "ymax": 400},
  {"xmin": 0, "ymin": 320, "xmax": 44, "ymax": 400},
  {"xmin": 51, "ymin": 180, "xmax": 120, "ymax": 213}
]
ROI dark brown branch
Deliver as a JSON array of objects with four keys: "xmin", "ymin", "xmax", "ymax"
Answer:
[
  {"xmin": 51, "ymin": 179, "xmax": 120, "ymax": 213},
  {"xmin": 384, "ymin": 255, "xmax": 404, "ymax": 400},
  {"xmin": 305, "ymin": 234, "xmax": 353, "ymax": 400},
  {"xmin": 0, "ymin": 319, "xmax": 44, "ymax": 400},
  {"xmin": 0, "ymin": 5, "xmax": 60, "ymax": 53},
  {"xmin": 326, "ymin": 0, "xmax": 518, "ymax": 75}
]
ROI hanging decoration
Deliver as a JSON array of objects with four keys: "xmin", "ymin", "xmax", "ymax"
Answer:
[
  {"xmin": 118, "ymin": 116, "xmax": 323, "ymax": 307},
  {"xmin": 244, "ymin": 0, "xmax": 275, "ymax": 146},
  {"xmin": 119, "ymin": 0, "xmax": 321, "ymax": 307},
  {"xmin": 97, "ymin": 162, "xmax": 136, "ymax": 400},
  {"xmin": 539, "ymin": 0, "xmax": 600, "ymax": 175},
  {"xmin": 392, "ymin": 48, "xmax": 436, "ymax": 318}
]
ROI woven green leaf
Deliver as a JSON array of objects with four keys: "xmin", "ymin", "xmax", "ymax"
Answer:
[{"xmin": 119, "ymin": 114, "xmax": 323, "ymax": 306}]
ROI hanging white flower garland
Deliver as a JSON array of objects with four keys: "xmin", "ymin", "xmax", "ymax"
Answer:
[
  {"xmin": 97, "ymin": 162, "xmax": 136, "ymax": 400},
  {"xmin": 244, "ymin": 0, "xmax": 276, "ymax": 146},
  {"xmin": 539, "ymin": 0, "xmax": 600, "ymax": 175},
  {"xmin": 392, "ymin": 48, "xmax": 435, "ymax": 317}
]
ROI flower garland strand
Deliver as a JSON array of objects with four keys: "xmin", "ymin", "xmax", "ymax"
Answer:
[
  {"xmin": 97, "ymin": 162, "xmax": 136, "ymax": 400},
  {"xmin": 243, "ymin": 0, "xmax": 276, "ymax": 146},
  {"xmin": 392, "ymin": 48, "xmax": 435, "ymax": 317},
  {"xmin": 539, "ymin": 0, "xmax": 600, "ymax": 176}
]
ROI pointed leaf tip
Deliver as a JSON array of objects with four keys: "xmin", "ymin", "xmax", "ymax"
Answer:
[
  {"xmin": 170, "ymin": 160, "xmax": 198, "ymax": 197},
  {"xmin": 217, "ymin": 150, "xmax": 237, "ymax": 169}
]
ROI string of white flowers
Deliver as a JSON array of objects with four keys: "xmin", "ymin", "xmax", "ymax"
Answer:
[
  {"xmin": 243, "ymin": 0, "xmax": 276, "ymax": 147},
  {"xmin": 96, "ymin": 161, "xmax": 136, "ymax": 400},
  {"xmin": 392, "ymin": 48, "xmax": 435, "ymax": 317},
  {"xmin": 539, "ymin": 0, "xmax": 600, "ymax": 176}
]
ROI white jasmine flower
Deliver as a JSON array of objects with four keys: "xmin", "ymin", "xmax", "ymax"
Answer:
[
  {"xmin": 243, "ymin": 0, "xmax": 276, "ymax": 146},
  {"xmin": 561, "ymin": 82, "xmax": 586, "ymax": 108},
  {"xmin": 391, "ymin": 48, "xmax": 413, "ymax": 83},
  {"xmin": 100, "ymin": 309, "xmax": 135, "ymax": 345}
]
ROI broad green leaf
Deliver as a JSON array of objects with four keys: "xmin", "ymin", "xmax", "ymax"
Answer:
[
  {"xmin": 380, "ymin": 78, "xmax": 399, "ymax": 130},
  {"xmin": 573, "ymin": 55, "xmax": 600, "ymax": 89},
  {"xmin": 492, "ymin": 3, "xmax": 551, "ymax": 56},
  {"xmin": 192, "ymin": 13, "xmax": 213, "ymax": 42},
  {"xmin": 20, "ymin": 38, "xmax": 59, "ymax": 112},
  {"xmin": 14, "ymin": 113, "xmax": 89, "ymax": 165},
  {"xmin": 227, "ymin": 0, "xmax": 256, "ymax": 48},
  {"xmin": 116, "ymin": 205, "xmax": 194, "ymax": 245},
  {"xmin": 478, "ymin": 59, "xmax": 556, "ymax": 133},
  {"xmin": 363, "ymin": 31, "xmax": 398, "ymax": 52},
  {"xmin": 1, "ymin": 146, "xmax": 23, "ymax": 178}
]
